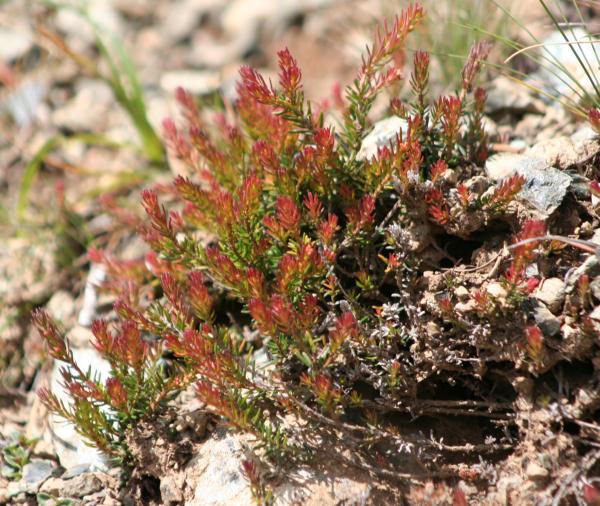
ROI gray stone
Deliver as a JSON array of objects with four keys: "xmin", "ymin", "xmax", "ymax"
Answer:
[
  {"xmin": 22, "ymin": 459, "xmax": 55, "ymax": 491},
  {"xmin": 46, "ymin": 290, "xmax": 77, "ymax": 324},
  {"xmin": 62, "ymin": 463, "xmax": 92, "ymax": 479},
  {"xmin": 222, "ymin": 0, "xmax": 332, "ymax": 35},
  {"xmin": 160, "ymin": 474, "xmax": 185, "ymax": 504},
  {"xmin": 485, "ymin": 154, "xmax": 549, "ymax": 182},
  {"xmin": 186, "ymin": 429, "xmax": 252, "ymax": 506},
  {"xmin": 572, "ymin": 125, "xmax": 599, "ymax": 143},
  {"xmin": 188, "ymin": 0, "xmax": 332, "ymax": 68},
  {"xmin": 159, "ymin": 0, "xmax": 224, "ymax": 43},
  {"xmin": 534, "ymin": 278, "xmax": 565, "ymax": 314},
  {"xmin": 182, "ymin": 428, "xmax": 374, "ymax": 506},
  {"xmin": 532, "ymin": 302, "xmax": 561, "ymax": 337},
  {"xmin": 518, "ymin": 164, "xmax": 572, "ymax": 216},
  {"xmin": 55, "ymin": 1, "xmax": 125, "ymax": 48},
  {"xmin": 188, "ymin": 29, "xmax": 258, "ymax": 68},
  {"xmin": 526, "ymin": 135, "xmax": 600, "ymax": 169},
  {"xmin": 2, "ymin": 80, "xmax": 47, "ymax": 128},
  {"xmin": 52, "ymin": 80, "xmax": 114, "ymax": 132},
  {"xmin": 276, "ymin": 471, "xmax": 371, "ymax": 505},
  {"xmin": 39, "ymin": 476, "xmax": 65, "ymax": 496},
  {"xmin": 485, "ymin": 76, "xmax": 542, "ymax": 114},
  {"xmin": 61, "ymin": 472, "xmax": 104, "ymax": 498},
  {"xmin": 357, "ymin": 116, "xmax": 408, "ymax": 161}
]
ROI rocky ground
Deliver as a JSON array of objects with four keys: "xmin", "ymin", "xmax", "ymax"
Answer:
[{"xmin": 2, "ymin": 0, "xmax": 600, "ymax": 504}]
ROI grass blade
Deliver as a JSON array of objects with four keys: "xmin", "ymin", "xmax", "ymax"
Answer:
[{"xmin": 17, "ymin": 136, "xmax": 60, "ymax": 220}]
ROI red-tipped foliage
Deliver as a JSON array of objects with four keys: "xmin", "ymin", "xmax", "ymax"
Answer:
[
  {"xmin": 506, "ymin": 220, "xmax": 546, "ymax": 287},
  {"xmin": 524, "ymin": 325, "xmax": 544, "ymax": 362},
  {"xmin": 330, "ymin": 312, "xmax": 359, "ymax": 351},
  {"xmin": 239, "ymin": 66, "xmax": 275, "ymax": 105},
  {"xmin": 461, "ymin": 41, "xmax": 492, "ymax": 94},
  {"xmin": 588, "ymin": 108, "xmax": 600, "ymax": 134},
  {"xmin": 106, "ymin": 378, "xmax": 128, "ymax": 411},
  {"xmin": 265, "ymin": 197, "xmax": 301, "ymax": 242},
  {"xmin": 42, "ymin": 6, "xmax": 543, "ymax": 472},
  {"xmin": 32, "ymin": 309, "xmax": 72, "ymax": 362},
  {"xmin": 188, "ymin": 271, "xmax": 213, "ymax": 322},
  {"xmin": 277, "ymin": 48, "xmax": 302, "ymax": 94}
]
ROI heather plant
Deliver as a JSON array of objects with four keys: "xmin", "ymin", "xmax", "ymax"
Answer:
[
  {"xmin": 35, "ymin": 3, "xmax": 554, "ymax": 477},
  {"xmin": 32, "ymin": 309, "xmax": 188, "ymax": 463}
]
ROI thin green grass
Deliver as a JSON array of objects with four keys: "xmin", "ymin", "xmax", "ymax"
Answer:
[
  {"xmin": 17, "ymin": 133, "xmax": 149, "ymax": 222},
  {"xmin": 17, "ymin": 1, "xmax": 167, "ymax": 222},
  {"xmin": 383, "ymin": 0, "xmax": 518, "ymax": 90},
  {"xmin": 41, "ymin": 0, "xmax": 165, "ymax": 164},
  {"xmin": 18, "ymin": 137, "xmax": 59, "ymax": 221},
  {"xmin": 489, "ymin": 0, "xmax": 600, "ymax": 117}
]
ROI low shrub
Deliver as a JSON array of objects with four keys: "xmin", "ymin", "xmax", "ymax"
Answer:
[{"xmin": 34, "ymin": 2, "xmax": 586, "ymax": 482}]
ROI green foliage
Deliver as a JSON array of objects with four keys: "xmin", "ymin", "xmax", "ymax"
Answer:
[
  {"xmin": 41, "ymin": 0, "xmax": 165, "ymax": 164},
  {"xmin": 32, "ymin": 309, "xmax": 187, "ymax": 464},
  {"xmin": 35, "ymin": 3, "xmax": 541, "ymax": 475},
  {"xmin": 1, "ymin": 433, "xmax": 38, "ymax": 480},
  {"xmin": 16, "ymin": 132, "xmax": 142, "ymax": 223},
  {"xmin": 36, "ymin": 493, "xmax": 74, "ymax": 506}
]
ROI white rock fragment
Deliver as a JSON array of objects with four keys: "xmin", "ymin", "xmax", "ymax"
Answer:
[
  {"xmin": 525, "ymin": 461, "xmax": 549, "ymax": 480},
  {"xmin": 0, "ymin": 26, "xmax": 34, "ymax": 62},
  {"xmin": 78, "ymin": 263, "xmax": 107, "ymax": 327},
  {"xmin": 533, "ymin": 28, "xmax": 600, "ymax": 104},
  {"xmin": 454, "ymin": 286, "xmax": 470, "ymax": 301},
  {"xmin": 485, "ymin": 154, "xmax": 548, "ymax": 182},
  {"xmin": 486, "ymin": 282, "xmax": 507, "ymax": 300},
  {"xmin": 357, "ymin": 116, "xmax": 408, "ymax": 161}
]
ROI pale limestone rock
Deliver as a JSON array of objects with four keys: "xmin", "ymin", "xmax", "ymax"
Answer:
[{"xmin": 357, "ymin": 116, "xmax": 408, "ymax": 161}]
